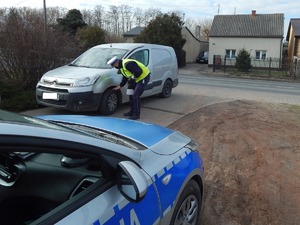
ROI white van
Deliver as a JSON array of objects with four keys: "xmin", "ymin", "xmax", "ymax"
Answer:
[{"xmin": 36, "ymin": 43, "xmax": 178, "ymax": 115}]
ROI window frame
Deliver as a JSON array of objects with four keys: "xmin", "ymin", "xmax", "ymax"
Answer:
[
  {"xmin": 225, "ymin": 49, "xmax": 236, "ymax": 59},
  {"xmin": 255, "ymin": 50, "xmax": 267, "ymax": 60},
  {"xmin": 129, "ymin": 49, "xmax": 149, "ymax": 66}
]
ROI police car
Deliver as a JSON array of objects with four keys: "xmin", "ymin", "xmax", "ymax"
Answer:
[{"xmin": 0, "ymin": 109, "xmax": 204, "ymax": 225}]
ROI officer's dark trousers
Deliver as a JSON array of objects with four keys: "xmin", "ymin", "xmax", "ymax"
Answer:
[{"xmin": 130, "ymin": 75, "xmax": 150, "ymax": 116}]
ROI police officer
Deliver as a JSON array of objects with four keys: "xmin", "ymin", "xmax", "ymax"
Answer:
[{"xmin": 108, "ymin": 56, "xmax": 150, "ymax": 120}]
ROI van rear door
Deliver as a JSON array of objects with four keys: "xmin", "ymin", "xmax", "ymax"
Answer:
[{"xmin": 150, "ymin": 48, "xmax": 175, "ymax": 94}]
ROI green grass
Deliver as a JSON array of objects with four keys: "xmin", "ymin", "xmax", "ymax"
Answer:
[
  {"xmin": 288, "ymin": 104, "xmax": 300, "ymax": 113},
  {"xmin": 288, "ymin": 105, "xmax": 300, "ymax": 122},
  {"xmin": 225, "ymin": 68, "xmax": 292, "ymax": 79}
]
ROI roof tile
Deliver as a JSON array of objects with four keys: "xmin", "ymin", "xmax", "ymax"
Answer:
[{"xmin": 210, "ymin": 13, "xmax": 284, "ymax": 37}]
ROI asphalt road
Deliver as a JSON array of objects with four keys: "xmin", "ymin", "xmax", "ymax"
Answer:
[{"xmin": 23, "ymin": 63, "xmax": 300, "ymax": 127}]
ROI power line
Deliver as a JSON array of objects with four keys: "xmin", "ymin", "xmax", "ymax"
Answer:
[
  {"xmin": 97, "ymin": 0, "xmax": 203, "ymax": 9},
  {"xmin": 14, "ymin": 0, "xmax": 30, "ymax": 6}
]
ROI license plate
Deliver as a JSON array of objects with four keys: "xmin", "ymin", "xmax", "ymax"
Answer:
[{"xmin": 42, "ymin": 92, "xmax": 58, "ymax": 100}]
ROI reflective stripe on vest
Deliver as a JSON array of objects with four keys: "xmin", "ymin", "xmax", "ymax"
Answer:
[{"xmin": 120, "ymin": 59, "xmax": 150, "ymax": 82}]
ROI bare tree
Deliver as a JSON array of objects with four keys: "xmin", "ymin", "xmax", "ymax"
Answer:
[
  {"xmin": 0, "ymin": 7, "xmax": 8, "ymax": 18},
  {"xmin": 46, "ymin": 7, "xmax": 67, "ymax": 25},
  {"xmin": 198, "ymin": 18, "xmax": 212, "ymax": 41},
  {"xmin": 102, "ymin": 13, "xmax": 112, "ymax": 34},
  {"xmin": 183, "ymin": 18, "xmax": 212, "ymax": 41},
  {"xmin": 119, "ymin": 4, "xmax": 133, "ymax": 34},
  {"xmin": 133, "ymin": 8, "xmax": 144, "ymax": 27},
  {"xmin": 81, "ymin": 9, "xmax": 93, "ymax": 26},
  {"xmin": 108, "ymin": 5, "xmax": 120, "ymax": 35},
  {"xmin": 93, "ymin": 5, "xmax": 105, "ymax": 28},
  {"xmin": 184, "ymin": 18, "xmax": 197, "ymax": 31},
  {"xmin": 0, "ymin": 7, "xmax": 80, "ymax": 89},
  {"xmin": 143, "ymin": 7, "xmax": 162, "ymax": 26}
]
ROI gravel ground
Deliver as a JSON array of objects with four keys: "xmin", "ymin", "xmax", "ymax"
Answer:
[{"xmin": 168, "ymin": 100, "xmax": 300, "ymax": 225}]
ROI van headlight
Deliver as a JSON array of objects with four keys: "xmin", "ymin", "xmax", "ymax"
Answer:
[
  {"xmin": 38, "ymin": 77, "xmax": 45, "ymax": 84},
  {"xmin": 72, "ymin": 75, "xmax": 99, "ymax": 87}
]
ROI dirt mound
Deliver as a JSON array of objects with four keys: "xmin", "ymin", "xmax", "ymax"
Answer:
[{"xmin": 168, "ymin": 100, "xmax": 300, "ymax": 225}]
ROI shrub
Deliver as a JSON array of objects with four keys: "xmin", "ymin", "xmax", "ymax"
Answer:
[
  {"xmin": 76, "ymin": 25, "xmax": 106, "ymax": 49},
  {"xmin": 0, "ymin": 80, "xmax": 38, "ymax": 112},
  {"xmin": 235, "ymin": 48, "xmax": 252, "ymax": 72},
  {"xmin": 0, "ymin": 8, "xmax": 81, "ymax": 91}
]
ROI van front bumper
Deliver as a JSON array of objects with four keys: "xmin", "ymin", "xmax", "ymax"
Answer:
[{"xmin": 36, "ymin": 87, "xmax": 101, "ymax": 112}]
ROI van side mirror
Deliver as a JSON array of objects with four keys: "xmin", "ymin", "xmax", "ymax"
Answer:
[{"xmin": 116, "ymin": 161, "xmax": 148, "ymax": 202}]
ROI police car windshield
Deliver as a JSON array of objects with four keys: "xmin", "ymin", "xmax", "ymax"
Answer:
[
  {"xmin": 70, "ymin": 48, "xmax": 127, "ymax": 69},
  {"xmin": 0, "ymin": 110, "xmax": 84, "ymax": 135},
  {"xmin": 53, "ymin": 122, "xmax": 147, "ymax": 150}
]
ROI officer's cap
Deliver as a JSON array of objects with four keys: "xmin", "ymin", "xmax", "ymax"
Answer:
[{"xmin": 107, "ymin": 56, "xmax": 118, "ymax": 66}]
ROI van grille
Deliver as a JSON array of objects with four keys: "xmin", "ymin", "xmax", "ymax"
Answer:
[
  {"xmin": 38, "ymin": 86, "xmax": 69, "ymax": 93},
  {"xmin": 43, "ymin": 81, "xmax": 72, "ymax": 87}
]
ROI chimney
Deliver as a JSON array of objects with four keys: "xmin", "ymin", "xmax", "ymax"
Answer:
[{"xmin": 252, "ymin": 10, "xmax": 256, "ymax": 16}]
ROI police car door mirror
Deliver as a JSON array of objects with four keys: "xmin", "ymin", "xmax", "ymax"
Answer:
[{"xmin": 116, "ymin": 161, "xmax": 148, "ymax": 202}]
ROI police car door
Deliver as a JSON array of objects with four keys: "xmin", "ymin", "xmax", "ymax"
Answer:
[{"xmin": 54, "ymin": 160, "xmax": 161, "ymax": 225}]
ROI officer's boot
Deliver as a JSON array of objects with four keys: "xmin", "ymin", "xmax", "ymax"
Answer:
[{"xmin": 123, "ymin": 96, "xmax": 134, "ymax": 116}]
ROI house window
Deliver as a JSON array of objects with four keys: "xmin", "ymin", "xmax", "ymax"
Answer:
[
  {"xmin": 255, "ymin": 50, "xmax": 267, "ymax": 60},
  {"xmin": 225, "ymin": 49, "xmax": 236, "ymax": 59}
]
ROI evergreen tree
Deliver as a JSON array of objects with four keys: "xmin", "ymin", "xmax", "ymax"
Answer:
[
  {"xmin": 235, "ymin": 48, "xmax": 252, "ymax": 72},
  {"xmin": 57, "ymin": 9, "xmax": 87, "ymax": 34},
  {"xmin": 76, "ymin": 26, "xmax": 106, "ymax": 49},
  {"xmin": 134, "ymin": 13, "xmax": 186, "ymax": 67}
]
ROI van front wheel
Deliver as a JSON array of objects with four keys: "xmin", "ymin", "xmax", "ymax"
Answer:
[
  {"xmin": 159, "ymin": 79, "xmax": 172, "ymax": 98},
  {"xmin": 99, "ymin": 89, "xmax": 119, "ymax": 115}
]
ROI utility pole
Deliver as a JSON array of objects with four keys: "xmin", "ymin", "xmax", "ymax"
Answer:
[
  {"xmin": 217, "ymin": 3, "xmax": 220, "ymax": 15},
  {"xmin": 43, "ymin": 0, "xmax": 47, "ymax": 47},
  {"xmin": 43, "ymin": 0, "xmax": 47, "ymax": 31}
]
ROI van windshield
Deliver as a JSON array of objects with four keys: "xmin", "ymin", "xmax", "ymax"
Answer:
[{"xmin": 70, "ymin": 48, "xmax": 128, "ymax": 69}]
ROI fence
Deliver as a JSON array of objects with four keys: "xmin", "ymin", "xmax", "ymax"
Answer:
[
  {"xmin": 289, "ymin": 57, "xmax": 300, "ymax": 79},
  {"xmin": 212, "ymin": 55, "xmax": 300, "ymax": 79}
]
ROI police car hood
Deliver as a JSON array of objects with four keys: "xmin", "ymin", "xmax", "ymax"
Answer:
[
  {"xmin": 38, "ymin": 115, "xmax": 191, "ymax": 155},
  {"xmin": 42, "ymin": 65, "xmax": 111, "ymax": 80}
]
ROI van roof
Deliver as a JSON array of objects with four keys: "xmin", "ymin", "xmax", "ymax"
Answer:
[{"xmin": 94, "ymin": 43, "xmax": 173, "ymax": 51}]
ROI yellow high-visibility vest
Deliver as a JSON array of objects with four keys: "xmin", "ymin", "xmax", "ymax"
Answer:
[{"xmin": 120, "ymin": 59, "xmax": 150, "ymax": 82}]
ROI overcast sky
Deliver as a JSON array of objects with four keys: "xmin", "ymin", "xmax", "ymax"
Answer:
[{"xmin": 1, "ymin": 0, "xmax": 299, "ymax": 36}]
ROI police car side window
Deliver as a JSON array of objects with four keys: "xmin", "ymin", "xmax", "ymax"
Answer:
[{"xmin": 0, "ymin": 150, "xmax": 105, "ymax": 224}]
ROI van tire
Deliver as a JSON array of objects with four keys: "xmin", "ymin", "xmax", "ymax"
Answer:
[
  {"xmin": 99, "ymin": 89, "xmax": 119, "ymax": 115},
  {"xmin": 159, "ymin": 79, "xmax": 172, "ymax": 98}
]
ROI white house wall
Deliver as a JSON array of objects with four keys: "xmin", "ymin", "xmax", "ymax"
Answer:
[
  {"xmin": 124, "ymin": 37, "xmax": 134, "ymax": 43},
  {"xmin": 181, "ymin": 28, "xmax": 201, "ymax": 63},
  {"xmin": 209, "ymin": 37, "xmax": 282, "ymax": 68},
  {"xmin": 181, "ymin": 27, "xmax": 209, "ymax": 63}
]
